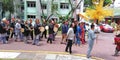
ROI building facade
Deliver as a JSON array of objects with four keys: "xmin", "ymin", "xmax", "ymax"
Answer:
[{"xmin": 24, "ymin": 0, "xmax": 84, "ymax": 21}]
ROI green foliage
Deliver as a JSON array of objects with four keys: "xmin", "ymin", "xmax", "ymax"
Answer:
[
  {"xmin": 84, "ymin": 0, "xmax": 112, "ymax": 7},
  {"xmin": 2, "ymin": 0, "xmax": 14, "ymax": 13},
  {"xmin": 103, "ymin": 0, "xmax": 112, "ymax": 6}
]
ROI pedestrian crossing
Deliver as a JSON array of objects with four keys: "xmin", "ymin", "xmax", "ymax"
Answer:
[
  {"xmin": 0, "ymin": 51, "xmax": 103, "ymax": 60},
  {"xmin": 0, "ymin": 52, "xmax": 20, "ymax": 59}
]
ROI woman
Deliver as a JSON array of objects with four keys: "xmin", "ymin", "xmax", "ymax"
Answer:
[{"xmin": 65, "ymin": 23, "xmax": 75, "ymax": 54}]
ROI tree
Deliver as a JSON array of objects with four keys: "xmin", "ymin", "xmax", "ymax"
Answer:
[
  {"xmin": 84, "ymin": 0, "xmax": 112, "ymax": 7},
  {"xmin": 2, "ymin": 0, "xmax": 14, "ymax": 18}
]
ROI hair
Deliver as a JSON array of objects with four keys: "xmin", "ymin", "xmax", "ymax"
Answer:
[{"xmin": 91, "ymin": 24, "xmax": 95, "ymax": 29}]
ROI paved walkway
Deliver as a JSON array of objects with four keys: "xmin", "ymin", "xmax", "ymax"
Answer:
[
  {"xmin": 0, "ymin": 50, "xmax": 103, "ymax": 60},
  {"xmin": 0, "ymin": 32, "xmax": 120, "ymax": 60}
]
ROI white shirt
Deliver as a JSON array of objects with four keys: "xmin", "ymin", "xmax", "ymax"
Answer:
[{"xmin": 67, "ymin": 28, "xmax": 74, "ymax": 40}]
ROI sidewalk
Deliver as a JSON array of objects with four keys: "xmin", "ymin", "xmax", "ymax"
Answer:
[{"xmin": 0, "ymin": 50, "xmax": 103, "ymax": 60}]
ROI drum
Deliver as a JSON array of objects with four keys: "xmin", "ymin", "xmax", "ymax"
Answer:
[
  {"xmin": 45, "ymin": 26, "xmax": 49, "ymax": 30},
  {"xmin": 54, "ymin": 27, "xmax": 58, "ymax": 32},
  {"xmin": 21, "ymin": 28, "xmax": 24, "ymax": 32},
  {"xmin": 10, "ymin": 28, "xmax": 14, "ymax": 32},
  {"xmin": 39, "ymin": 26, "xmax": 45, "ymax": 32}
]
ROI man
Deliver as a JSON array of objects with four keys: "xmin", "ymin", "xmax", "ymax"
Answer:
[
  {"xmin": 41, "ymin": 19, "xmax": 47, "ymax": 39},
  {"xmin": 87, "ymin": 24, "xmax": 96, "ymax": 58},
  {"xmin": 23, "ymin": 21, "xmax": 31, "ymax": 44},
  {"xmin": 15, "ymin": 20, "xmax": 22, "ymax": 41},
  {"xmin": 61, "ymin": 21, "xmax": 68, "ymax": 44},
  {"xmin": 65, "ymin": 23, "xmax": 75, "ymax": 54},
  {"xmin": 0, "ymin": 18, "xmax": 8, "ymax": 44},
  {"xmin": 33, "ymin": 19, "xmax": 41, "ymax": 46},
  {"xmin": 75, "ymin": 23, "xmax": 81, "ymax": 46},
  {"xmin": 47, "ymin": 20, "xmax": 54, "ymax": 44},
  {"xmin": 10, "ymin": 18, "xmax": 16, "ymax": 38},
  {"xmin": 28, "ymin": 19, "xmax": 34, "ymax": 40}
]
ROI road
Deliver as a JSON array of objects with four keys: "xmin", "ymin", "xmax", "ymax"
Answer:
[{"xmin": 0, "ymin": 32, "xmax": 119, "ymax": 60}]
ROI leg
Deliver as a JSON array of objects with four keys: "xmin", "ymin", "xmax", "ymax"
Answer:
[
  {"xmin": 65, "ymin": 41, "xmax": 69, "ymax": 52},
  {"xmin": 87, "ymin": 41, "xmax": 94, "ymax": 58},
  {"xmin": 44, "ymin": 30, "xmax": 47, "ymax": 38},
  {"xmin": 69, "ymin": 40, "xmax": 73, "ymax": 54},
  {"xmin": 30, "ymin": 31, "xmax": 33, "ymax": 40}
]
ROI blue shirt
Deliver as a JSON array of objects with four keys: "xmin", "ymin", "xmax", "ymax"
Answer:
[{"xmin": 76, "ymin": 25, "xmax": 81, "ymax": 36}]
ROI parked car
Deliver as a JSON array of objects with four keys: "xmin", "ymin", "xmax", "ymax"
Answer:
[
  {"xmin": 85, "ymin": 22, "xmax": 101, "ymax": 33},
  {"xmin": 100, "ymin": 24, "xmax": 114, "ymax": 33}
]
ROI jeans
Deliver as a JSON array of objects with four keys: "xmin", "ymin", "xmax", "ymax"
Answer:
[
  {"xmin": 75, "ymin": 36, "xmax": 80, "ymax": 46},
  {"xmin": 33, "ymin": 34, "xmax": 40, "ymax": 45},
  {"xmin": 1, "ymin": 36, "xmax": 7, "ymax": 44},
  {"xmin": 87, "ymin": 40, "xmax": 94, "ymax": 58}
]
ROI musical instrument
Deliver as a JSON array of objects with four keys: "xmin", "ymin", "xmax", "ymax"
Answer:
[
  {"xmin": 45, "ymin": 26, "xmax": 49, "ymax": 30},
  {"xmin": 21, "ymin": 28, "xmax": 24, "ymax": 32},
  {"xmin": 54, "ymin": 24, "xmax": 59, "ymax": 32},
  {"xmin": 54, "ymin": 27, "xmax": 58, "ymax": 32},
  {"xmin": 39, "ymin": 26, "xmax": 45, "ymax": 32}
]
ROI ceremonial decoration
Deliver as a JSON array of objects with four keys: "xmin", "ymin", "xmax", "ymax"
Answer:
[{"xmin": 85, "ymin": 0, "xmax": 113, "ymax": 21}]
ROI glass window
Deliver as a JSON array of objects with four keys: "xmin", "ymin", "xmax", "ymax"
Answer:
[
  {"xmin": 41, "ymin": 4, "xmax": 47, "ymax": 9},
  {"xmin": 27, "ymin": 15, "xmax": 36, "ymax": 19},
  {"xmin": 60, "ymin": 3, "xmax": 69, "ymax": 9},
  {"xmin": 27, "ymin": 1, "xmax": 36, "ymax": 7}
]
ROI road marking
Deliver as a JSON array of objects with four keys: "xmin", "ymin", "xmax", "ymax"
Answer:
[
  {"xmin": 0, "ymin": 50, "xmax": 104, "ymax": 60},
  {"xmin": 0, "ymin": 52, "xmax": 20, "ymax": 59},
  {"xmin": 45, "ymin": 54, "xmax": 57, "ymax": 60}
]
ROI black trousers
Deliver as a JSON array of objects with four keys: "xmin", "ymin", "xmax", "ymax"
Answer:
[
  {"xmin": 65, "ymin": 40, "xmax": 73, "ymax": 54},
  {"xmin": 41, "ymin": 30, "xmax": 47, "ymax": 38},
  {"xmin": 11, "ymin": 32, "xmax": 15, "ymax": 38},
  {"xmin": 30, "ymin": 31, "xmax": 33, "ymax": 40}
]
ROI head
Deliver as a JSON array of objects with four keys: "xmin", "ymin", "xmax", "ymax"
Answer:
[
  {"xmin": 35, "ymin": 19, "xmax": 40, "ymax": 24},
  {"xmin": 11, "ymin": 18, "xmax": 15, "ymax": 22},
  {"xmin": 29, "ymin": 18, "xmax": 32, "ymax": 23},
  {"xmin": 70, "ymin": 23, "xmax": 75, "ymax": 28},
  {"xmin": 91, "ymin": 24, "xmax": 95, "ymax": 30}
]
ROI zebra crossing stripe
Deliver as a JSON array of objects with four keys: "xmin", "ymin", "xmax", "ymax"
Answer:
[{"xmin": 0, "ymin": 52, "xmax": 20, "ymax": 59}]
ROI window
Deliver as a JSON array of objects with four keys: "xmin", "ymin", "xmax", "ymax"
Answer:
[
  {"xmin": 27, "ymin": 15, "xmax": 36, "ymax": 19},
  {"xmin": 41, "ymin": 4, "xmax": 47, "ymax": 9},
  {"xmin": 60, "ymin": 3, "xmax": 69, "ymax": 9},
  {"xmin": 27, "ymin": 1, "xmax": 36, "ymax": 7}
]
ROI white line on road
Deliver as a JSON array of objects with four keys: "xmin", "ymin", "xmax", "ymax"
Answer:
[{"xmin": 0, "ymin": 52, "xmax": 20, "ymax": 59}]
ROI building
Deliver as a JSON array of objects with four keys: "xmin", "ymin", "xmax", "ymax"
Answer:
[{"xmin": 24, "ymin": 0, "xmax": 84, "ymax": 21}]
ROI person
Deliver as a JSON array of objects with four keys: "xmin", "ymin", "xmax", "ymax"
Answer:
[
  {"xmin": 111, "ymin": 21, "xmax": 117, "ymax": 30},
  {"xmin": 28, "ymin": 18, "xmax": 34, "ymax": 40},
  {"xmin": 32, "ymin": 19, "xmax": 41, "ymax": 46},
  {"xmin": 47, "ymin": 20, "xmax": 54, "ymax": 44},
  {"xmin": 80, "ymin": 22, "xmax": 86, "ymax": 44},
  {"xmin": 9, "ymin": 18, "xmax": 16, "ymax": 39},
  {"xmin": 113, "ymin": 23, "xmax": 120, "ymax": 56},
  {"xmin": 61, "ymin": 21, "xmax": 68, "ymax": 44},
  {"xmin": 65, "ymin": 23, "xmax": 75, "ymax": 54},
  {"xmin": 14, "ymin": 20, "xmax": 22, "ymax": 41},
  {"xmin": 87, "ymin": 24, "xmax": 96, "ymax": 58},
  {"xmin": 75, "ymin": 23, "xmax": 81, "ymax": 46},
  {"xmin": 41, "ymin": 19, "xmax": 47, "ymax": 39},
  {"xmin": 23, "ymin": 21, "xmax": 31, "ymax": 44},
  {"xmin": 0, "ymin": 18, "xmax": 8, "ymax": 44}
]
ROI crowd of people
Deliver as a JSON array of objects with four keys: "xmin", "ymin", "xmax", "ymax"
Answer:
[{"xmin": 0, "ymin": 17, "xmax": 106, "ymax": 58}]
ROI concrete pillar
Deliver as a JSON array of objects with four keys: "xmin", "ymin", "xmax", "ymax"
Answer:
[{"xmin": 36, "ymin": 0, "xmax": 41, "ymax": 20}]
